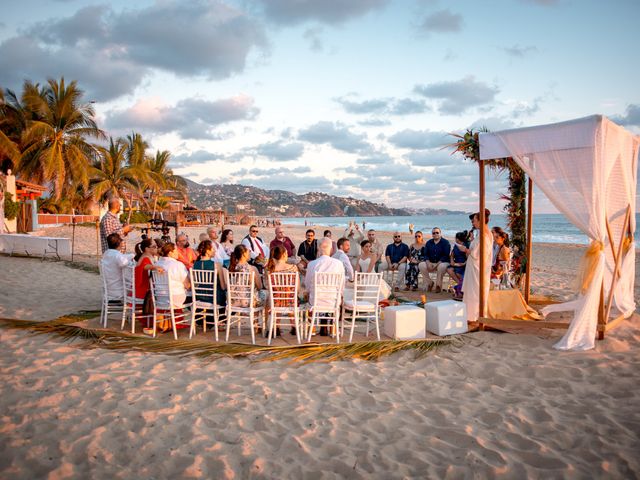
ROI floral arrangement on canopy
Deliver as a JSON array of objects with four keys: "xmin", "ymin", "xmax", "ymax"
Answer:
[{"xmin": 448, "ymin": 129, "xmax": 528, "ymax": 285}]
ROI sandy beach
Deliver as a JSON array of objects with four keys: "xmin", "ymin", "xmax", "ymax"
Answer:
[{"xmin": 1, "ymin": 224, "xmax": 639, "ymax": 478}]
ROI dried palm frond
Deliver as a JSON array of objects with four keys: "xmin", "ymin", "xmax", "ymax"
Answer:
[{"xmin": 0, "ymin": 314, "xmax": 454, "ymax": 363}]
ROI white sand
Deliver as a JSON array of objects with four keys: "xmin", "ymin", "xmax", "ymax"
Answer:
[{"xmin": 1, "ymin": 229, "xmax": 640, "ymax": 478}]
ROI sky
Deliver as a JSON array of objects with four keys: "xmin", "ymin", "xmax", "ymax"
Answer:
[{"xmin": 1, "ymin": 0, "xmax": 639, "ymax": 214}]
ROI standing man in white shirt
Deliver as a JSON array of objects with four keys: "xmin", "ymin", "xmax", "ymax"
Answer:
[
  {"xmin": 305, "ymin": 238, "xmax": 345, "ymax": 336},
  {"xmin": 343, "ymin": 222, "xmax": 364, "ymax": 269},
  {"xmin": 241, "ymin": 225, "xmax": 270, "ymax": 273},
  {"xmin": 332, "ymin": 237, "xmax": 354, "ymax": 282},
  {"xmin": 101, "ymin": 233, "xmax": 134, "ymax": 301}
]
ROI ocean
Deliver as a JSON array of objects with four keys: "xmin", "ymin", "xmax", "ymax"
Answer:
[{"xmin": 280, "ymin": 214, "xmax": 640, "ymax": 247}]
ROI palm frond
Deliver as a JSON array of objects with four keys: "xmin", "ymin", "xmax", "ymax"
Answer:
[{"xmin": 0, "ymin": 313, "xmax": 454, "ymax": 363}]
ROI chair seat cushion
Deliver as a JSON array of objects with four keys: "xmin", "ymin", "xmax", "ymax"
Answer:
[{"xmin": 344, "ymin": 300, "xmax": 376, "ymax": 310}]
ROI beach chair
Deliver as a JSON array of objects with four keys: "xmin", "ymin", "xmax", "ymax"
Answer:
[
  {"xmin": 224, "ymin": 271, "xmax": 265, "ymax": 345},
  {"xmin": 150, "ymin": 270, "xmax": 193, "ymax": 340},
  {"xmin": 342, "ymin": 272, "xmax": 383, "ymax": 342},
  {"xmin": 121, "ymin": 265, "xmax": 145, "ymax": 334},
  {"xmin": 98, "ymin": 260, "xmax": 125, "ymax": 328},
  {"xmin": 267, "ymin": 272, "xmax": 301, "ymax": 345},
  {"xmin": 306, "ymin": 272, "xmax": 344, "ymax": 343},
  {"xmin": 190, "ymin": 268, "xmax": 225, "ymax": 341}
]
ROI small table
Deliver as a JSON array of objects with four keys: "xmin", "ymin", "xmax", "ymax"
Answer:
[{"xmin": 0, "ymin": 234, "xmax": 72, "ymax": 260}]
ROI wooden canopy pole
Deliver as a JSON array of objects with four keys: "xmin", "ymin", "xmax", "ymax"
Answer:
[
  {"xmin": 479, "ymin": 161, "xmax": 486, "ymax": 323},
  {"xmin": 524, "ymin": 177, "xmax": 533, "ymax": 303},
  {"xmin": 602, "ymin": 205, "xmax": 632, "ymax": 330}
]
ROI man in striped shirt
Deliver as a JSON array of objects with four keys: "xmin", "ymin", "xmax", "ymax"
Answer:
[{"xmin": 100, "ymin": 198, "xmax": 132, "ymax": 253}]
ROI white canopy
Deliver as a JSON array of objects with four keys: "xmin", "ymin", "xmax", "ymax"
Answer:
[{"xmin": 479, "ymin": 115, "xmax": 639, "ymax": 350}]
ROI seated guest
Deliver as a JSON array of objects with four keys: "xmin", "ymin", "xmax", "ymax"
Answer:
[
  {"xmin": 198, "ymin": 233, "xmax": 208, "ymax": 243},
  {"xmin": 447, "ymin": 231, "xmax": 470, "ymax": 299},
  {"xmin": 304, "ymin": 238, "xmax": 345, "ymax": 336},
  {"xmin": 155, "ymin": 242, "xmax": 191, "ymax": 309},
  {"xmin": 356, "ymin": 240, "xmax": 377, "ymax": 273},
  {"xmin": 241, "ymin": 225, "xmax": 270, "ymax": 273},
  {"xmin": 343, "ymin": 223, "xmax": 364, "ymax": 269},
  {"xmin": 175, "ymin": 233, "xmax": 197, "ymax": 270},
  {"xmin": 366, "ymin": 229, "xmax": 384, "ymax": 271},
  {"xmin": 332, "ymin": 237, "xmax": 354, "ymax": 282},
  {"xmin": 220, "ymin": 228, "xmax": 234, "ymax": 262},
  {"xmin": 297, "ymin": 229, "xmax": 318, "ymax": 269},
  {"xmin": 101, "ymin": 233, "xmax": 134, "ymax": 301},
  {"xmin": 193, "ymin": 240, "xmax": 227, "ymax": 306},
  {"xmin": 134, "ymin": 238, "xmax": 164, "ymax": 302},
  {"xmin": 491, "ymin": 230, "xmax": 511, "ymax": 280},
  {"xmin": 270, "ymin": 226, "xmax": 297, "ymax": 258},
  {"xmin": 324, "ymin": 230, "xmax": 337, "ymax": 256},
  {"xmin": 421, "ymin": 227, "xmax": 451, "ymax": 293},
  {"xmin": 229, "ymin": 244, "xmax": 266, "ymax": 306},
  {"xmin": 265, "ymin": 245, "xmax": 300, "ymax": 336},
  {"xmin": 207, "ymin": 226, "xmax": 229, "ymax": 264},
  {"xmin": 380, "ymin": 232, "xmax": 409, "ymax": 292}
]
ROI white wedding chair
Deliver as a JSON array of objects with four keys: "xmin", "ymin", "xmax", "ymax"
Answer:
[
  {"xmin": 190, "ymin": 268, "xmax": 225, "ymax": 341},
  {"xmin": 267, "ymin": 272, "xmax": 301, "ymax": 345},
  {"xmin": 342, "ymin": 272, "xmax": 383, "ymax": 342},
  {"xmin": 150, "ymin": 270, "xmax": 193, "ymax": 340},
  {"xmin": 121, "ymin": 264, "xmax": 145, "ymax": 333},
  {"xmin": 306, "ymin": 271, "xmax": 344, "ymax": 343},
  {"xmin": 98, "ymin": 260, "xmax": 125, "ymax": 328},
  {"xmin": 225, "ymin": 270, "xmax": 265, "ymax": 344}
]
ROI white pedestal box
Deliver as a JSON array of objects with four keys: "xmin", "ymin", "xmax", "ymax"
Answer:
[
  {"xmin": 383, "ymin": 305, "xmax": 426, "ymax": 340},
  {"xmin": 425, "ymin": 300, "xmax": 468, "ymax": 336}
]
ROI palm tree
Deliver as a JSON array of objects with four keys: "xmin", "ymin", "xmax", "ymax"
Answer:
[
  {"xmin": 17, "ymin": 77, "xmax": 105, "ymax": 199},
  {"xmin": 146, "ymin": 149, "xmax": 186, "ymax": 218},
  {"xmin": 0, "ymin": 89, "xmax": 24, "ymax": 172},
  {"xmin": 90, "ymin": 137, "xmax": 146, "ymax": 215}
]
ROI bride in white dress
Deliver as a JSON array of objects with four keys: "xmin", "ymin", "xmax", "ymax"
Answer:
[
  {"xmin": 462, "ymin": 211, "xmax": 493, "ymax": 322},
  {"xmin": 354, "ymin": 241, "xmax": 391, "ymax": 299}
]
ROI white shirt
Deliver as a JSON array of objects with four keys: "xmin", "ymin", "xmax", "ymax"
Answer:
[
  {"xmin": 305, "ymin": 254, "xmax": 345, "ymax": 308},
  {"xmin": 332, "ymin": 250, "xmax": 354, "ymax": 282},
  {"xmin": 101, "ymin": 249, "xmax": 134, "ymax": 300},
  {"xmin": 155, "ymin": 256, "xmax": 189, "ymax": 308},
  {"xmin": 211, "ymin": 240, "xmax": 229, "ymax": 263},
  {"xmin": 241, "ymin": 236, "xmax": 270, "ymax": 260}
]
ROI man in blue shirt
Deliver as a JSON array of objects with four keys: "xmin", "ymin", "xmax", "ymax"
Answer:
[
  {"xmin": 381, "ymin": 232, "xmax": 409, "ymax": 291},
  {"xmin": 421, "ymin": 227, "xmax": 451, "ymax": 293}
]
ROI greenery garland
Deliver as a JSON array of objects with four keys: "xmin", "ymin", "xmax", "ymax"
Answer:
[{"xmin": 448, "ymin": 129, "xmax": 528, "ymax": 282}]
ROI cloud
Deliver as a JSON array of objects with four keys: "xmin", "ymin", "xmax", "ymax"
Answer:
[
  {"xmin": 414, "ymin": 76, "xmax": 499, "ymax": 114},
  {"xmin": 387, "ymin": 129, "xmax": 448, "ymax": 149},
  {"xmin": 171, "ymin": 150, "xmax": 225, "ymax": 167},
  {"xmin": 611, "ymin": 104, "xmax": 640, "ymax": 127},
  {"xmin": 502, "ymin": 45, "xmax": 538, "ymax": 58},
  {"xmin": 357, "ymin": 118, "xmax": 391, "ymax": 127},
  {"xmin": 241, "ymin": 174, "xmax": 335, "ymax": 193},
  {"xmin": 418, "ymin": 9, "xmax": 463, "ymax": 34},
  {"xmin": 468, "ymin": 116, "xmax": 517, "ymax": 131},
  {"xmin": 252, "ymin": 0, "xmax": 387, "ymax": 25},
  {"xmin": 298, "ymin": 121, "xmax": 370, "ymax": 153},
  {"xmin": 356, "ymin": 152, "xmax": 394, "ymax": 165},
  {"xmin": 335, "ymin": 95, "xmax": 429, "ymax": 116},
  {"xmin": 234, "ymin": 166, "xmax": 311, "ymax": 176},
  {"xmin": 335, "ymin": 96, "xmax": 388, "ymax": 114},
  {"xmin": 405, "ymin": 149, "xmax": 458, "ymax": 167},
  {"xmin": 0, "ymin": 2, "xmax": 267, "ymax": 101},
  {"xmin": 254, "ymin": 140, "xmax": 306, "ymax": 161},
  {"xmin": 303, "ymin": 27, "xmax": 325, "ymax": 52},
  {"xmin": 522, "ymin": 0, "xmax": 560, "ymax": 5},
  {"xmin": 105, "ymin": 95, "xmax": 258, "ymax": 139}
]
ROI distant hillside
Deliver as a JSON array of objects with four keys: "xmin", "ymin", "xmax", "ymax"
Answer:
[{"xmin": 184, "ymin": 179, "xmax": 463, "ymax": 217}]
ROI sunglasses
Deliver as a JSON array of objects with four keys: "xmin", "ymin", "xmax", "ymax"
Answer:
[
  {"xmin": 393, "ymin": 236, "xmax": 401, "ymax": 238},
  {"xmin": 432, "ymin": 232, "xmax": 440, "ymax": 235},
  {"xmin": 250, "ymin": 230, "xmax": 258, "ymax": 233},
  {"xmin": 415, "ymin": 235, "xmax": 422, "ymax": 238}
]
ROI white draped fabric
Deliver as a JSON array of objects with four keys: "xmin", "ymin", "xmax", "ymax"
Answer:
[{"xmin": 479, "ymin": 115, "xmax": 639, "ymax": 351}]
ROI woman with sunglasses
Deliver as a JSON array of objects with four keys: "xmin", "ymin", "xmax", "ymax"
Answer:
[{"xmin": 405, "ymin": 231, "xmax": 426, "ymax": 291}]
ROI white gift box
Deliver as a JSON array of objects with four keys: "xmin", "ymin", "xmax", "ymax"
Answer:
[
  {"xmin": 424, "ymin": 300, "xmax": 468, "ymax": 337},
  {"xmin": 425, "ymin": 300, "xmax": 468, "ymax": 336},
  {"xmin": 383, "ymin": 305, "xmax": 426, "ymax": 340}
]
